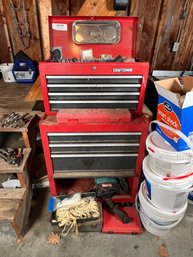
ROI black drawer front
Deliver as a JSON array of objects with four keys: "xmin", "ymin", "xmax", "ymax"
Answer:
[
  {"xmin": 46, "ymin": 76, "xmax": 142, "ymax": 111},
  {"xmin": 49, "ymin": 145, "xmax": 139, "ymax": 154},
  {"xmin": 52, "ymin": 156, "xmax": 137, "ymax": 172},
  {"xmin": 48, "ymin": 132, "xmax": 141, "ymax": 175},
  {"xmin": 48, "ymin": 94, "xmax": 139, "ymax": 101},
  {"xmin": 48, "ymin": 86, "xmax": 140, "ymax": 93},
  {"xmin": 48, "ymin": 132, "xmax": 141, "ymax": 144}
]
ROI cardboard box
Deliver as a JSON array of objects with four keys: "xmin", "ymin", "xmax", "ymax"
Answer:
[{"xmin": 155, "ymin": 76, "xmax": 193, "ymax": 151}]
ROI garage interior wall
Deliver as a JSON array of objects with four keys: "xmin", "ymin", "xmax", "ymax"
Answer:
[{"xmin": 0, "ymin": 0, "xmax": 193, "ymax": 71}]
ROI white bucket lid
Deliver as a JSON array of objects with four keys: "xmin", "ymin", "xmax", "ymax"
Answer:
[
  {"xmin": 143, "ymin": 156, "xmax": 193, "ymax": 188},
  {"xmin": 139, "ymin": 181, "xmax": 187, "ymax": 220},
  {"xmin": 146, "ymin": 131, "xmax": 193, "ymax": 162}
]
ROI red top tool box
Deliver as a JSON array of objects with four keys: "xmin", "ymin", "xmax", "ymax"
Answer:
[{"xmin": 39, "ymin": 16, "xmax": 149, "ymax": 115}]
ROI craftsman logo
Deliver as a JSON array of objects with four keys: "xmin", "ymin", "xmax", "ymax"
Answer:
[
  {"xmin": 164, "ymin": 101, "xmax": 172, "ymax": 112},
  {"xmin": 112, "ymin": 68, "xmax": 133, "ymax": 73}
]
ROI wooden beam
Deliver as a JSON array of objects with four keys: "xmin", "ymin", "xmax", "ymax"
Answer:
[
  {"xmin": 70, "ymin": 0, "xmax": 85, "ymax": 15},
  {"xmin": 170, "ymin": 1, "xmax": 193, "ymax": 70},
  {"xmin": 151, "ymin": 0, "xmax": 189, "ymax": 71},
  {"xmin": 12, "ymin": 189, "xmax": 32, "ymax": 240},
  {"xmin": 130, "ymin": 0, "xmax": 163, "ymax": 67},
  {"xmin": 0, "ymin": 0, "xmax": 12, "ymax": 62},
  {"xmin": 37, "ymin": 0, "xmax": 52, "ymax": 60},
  {"xmin": 51, "ymin": 0, "xmax": 69, "ymax": 15},
  {"xmin": 77, "ymin": 0, "xmax": 116, "ymax": 16}
]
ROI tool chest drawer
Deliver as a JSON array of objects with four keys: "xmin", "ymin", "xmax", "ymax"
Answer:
[
  {"xmin": 39, "ymin": 114, "xmax": 149, "ymax": 195},
  {"xmin": 52, "ymin": 156, "xmax": 137, "ymax": 173},
  {"xmin": 48, "ymin": 132, "xmax": 141, "ymax": 173},
  {"xmin": 40, "ymin": 115, "xmax": 149, "ymax": 175},
  {"xmin": 46, "ymin": 75, "xmax": 142, "ymax": 111}
]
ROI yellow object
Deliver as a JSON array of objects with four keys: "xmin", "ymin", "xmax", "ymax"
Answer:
[{"xmin": 56, "ymin": 198, "xmax": 100, "ymax": 237}]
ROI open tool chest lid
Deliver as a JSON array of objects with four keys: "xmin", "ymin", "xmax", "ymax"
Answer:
[
  {"xmin": 56, "ymin": 109, "xmax": 131, "ymax": 124},
  {"xmin": 48, "ymin": 16, "xmax": 138, "ymax": 59}
]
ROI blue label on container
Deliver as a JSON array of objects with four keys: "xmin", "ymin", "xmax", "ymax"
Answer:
[
  {"xmin": 145, "ymin": 179, "xmax": 151, "ymax": 199},
  {"xmin": 188, "ymin": 192, "xmax": 193, "ymax": 202}
]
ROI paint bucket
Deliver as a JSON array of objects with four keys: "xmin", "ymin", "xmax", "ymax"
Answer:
[
  {"xmin": 143, "ymin": 156, "xmax": 193, "ymax": 212},
  {"xmin": 138, "ymin": 181, "xmax": 186, "ymax": 236},
  {"xmin": 0, "ymin": 63, "xmax": 15, "ymax": 82},
  {"xmin": 146, "ymin": 131, "xmax": 193, "ymax": 177}
]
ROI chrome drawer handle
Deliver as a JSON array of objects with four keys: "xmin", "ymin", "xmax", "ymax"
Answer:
[
  {"xmin": 48, "ymin": 132, "xmax": 141, "ymax": 136},
  {"xmin": 51, "ymin": 153, "xmax": 138, "ymax": 158},
  {"xmin": 49, "ymin": 143, "xmax": 139, "ymax": 147}
]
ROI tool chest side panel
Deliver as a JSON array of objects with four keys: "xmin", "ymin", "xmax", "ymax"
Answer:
[{"xmin": 39, "ymin": 65, "xmax": 51, "ymax": 116}]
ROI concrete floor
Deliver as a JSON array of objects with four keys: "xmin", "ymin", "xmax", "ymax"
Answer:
[{"xmin": 0, "ymin": 189, "xmax": 193, "ymax": 257}]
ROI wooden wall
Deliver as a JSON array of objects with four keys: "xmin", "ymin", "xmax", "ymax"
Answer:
[
  {"xmin": 0, "ymin": 0, "xmax": 193, "ymax": 71},
  {"xmin": 132, "ymin": 0, "xmax": 193, "ymax": 71},
  {"xmin": 1, "ymin": 0, "xmax": 42, "ymax": 61}
]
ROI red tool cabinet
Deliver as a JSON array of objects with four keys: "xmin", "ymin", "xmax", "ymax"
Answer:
[
  {"xmin": 39, "ymin": 16, "xmax": 150, "ymax": 234},
  {"xmin": 39, "ymin": 16, "xmax": 149, "ymax": 116},
  {"xmin": 39, "ymin": 112, "xmax": 149, "ymax": 200}
]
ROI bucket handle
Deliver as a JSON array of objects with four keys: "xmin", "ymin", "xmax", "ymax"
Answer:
[
  {"xmin": 135, "ymin": 194, "xmax": 183, "ymax": 228},
  {"xmin": 149, "ymin": 120, "xmax": 193, "ymax": 152},
  {"xmin": 163, "ymin": 172, "xmax": 193, "ymax": 181}
]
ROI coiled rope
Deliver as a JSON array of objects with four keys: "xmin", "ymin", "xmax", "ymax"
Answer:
[{"xmin": 56, "ymin": 198, "xmax": 100, "ymax": 236}]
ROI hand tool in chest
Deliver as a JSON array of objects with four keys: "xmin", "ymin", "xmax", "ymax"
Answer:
[{"xmin": 39, "ymin": 16, "xmax": 150, "ymax": 234}]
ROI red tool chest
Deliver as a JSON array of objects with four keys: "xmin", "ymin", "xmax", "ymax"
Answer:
[
  {"xmin": 39, "ymin": 16, "xmax": 149, "ymax": 115},
  {"xmin": 39, "ymin": 16, "xmax": 150, "ymax": 234},
  {"xmin": 39, "ymin": 112, "xmax": 149, "ymax": 199}
]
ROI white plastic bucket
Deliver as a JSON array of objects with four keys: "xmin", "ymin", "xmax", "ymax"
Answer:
[
  {"xmin": 143, "ymin": 156, "xmax": 193, "ymax": 212},
  {"xmin": 146, "ymin": 131, "xmax": 193, "ymax": 177},
  {"xmin": 139, "ymin": 205, "xmax": 183, "ymax": 236},
  {"xmin": 139, "ymin": 181, "xmax": 187, "ymax": 224},
  {"xmin": 0, "ymin": 63, "xmax": 15, "ymax": 82},
  {"xmin": 138, "ymin": 181, "xmax": 186, "ymax": 236}
]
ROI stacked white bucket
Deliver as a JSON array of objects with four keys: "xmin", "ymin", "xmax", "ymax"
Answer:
[{"xmin": 139, "ymin": 126, "xmax": 193, "ymax": 236}]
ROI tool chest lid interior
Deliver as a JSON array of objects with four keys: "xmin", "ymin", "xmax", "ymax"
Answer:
[{"xmin": 48, "ymin": 16, "xmax": 138, "ymax": 60}]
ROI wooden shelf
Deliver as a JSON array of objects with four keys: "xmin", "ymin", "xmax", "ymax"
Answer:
[
  {"xmin": 0, "ymin": 149, "xmax": 31, "ymax": 174},
  {"xmin": 0, "ymin": 114, "xmax": 35, "ymax": 133},
  {"xmin": 0, "ymin": 105, "xmax": 37, "ymax": 239},
  {"xmin": 0, "ymin": 188, "xmax": 25, "ymax": 200}
]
